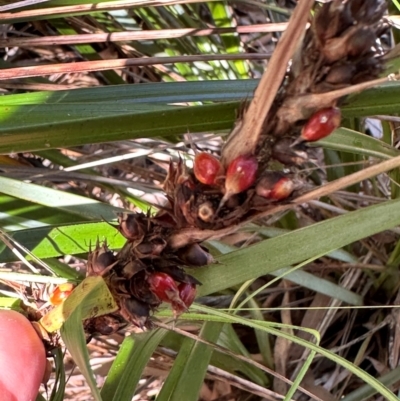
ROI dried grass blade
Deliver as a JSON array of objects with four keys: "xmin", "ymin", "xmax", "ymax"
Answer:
[
  {"xmin": 0, "ymin": 24, "xmax": 288, "ymax": 48},
  {"xmin": 0, "ymin": 54, "xmax": 269, "ymax": 80}
]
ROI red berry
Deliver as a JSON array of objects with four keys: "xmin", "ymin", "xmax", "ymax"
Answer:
[
  {"xmin": 49, "ymin": 283, "xmax": 74, "ymax": 306},
  {"xmin": 172, "ymin": 282, "xmax": 197, "ymax": 315},
  {"xmin": 256, "ymin": 173, "xmax": 294, "ymax": 201},
  {"xmin": 147, "ymin": 272, "xmax": 181, "ymax": 304},
  {"xmin": 178, "ymin": 282, "xmax": 197, "ymax": 308},
  {"xmin": 270, "ymin": 177, "xmax": 294, "ymax": 200},
  {"xmin": 300, "ymin": 107, "xmax": 341, "ymax": 142},
  {"xmin": 224, "ymin": 154, "xmax": 257, "ymax": 195},
  {"xmin": 256, "ymin": 172, "xmax": 281, "ymax": 198},
  {"xmin": 193, "ymin": 152, "xmax": 222, "ymax": 185}
]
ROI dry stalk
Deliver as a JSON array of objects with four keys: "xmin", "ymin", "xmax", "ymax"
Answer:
[{"xmin": 221, "ymin": 0, "xmax": 315, "ymax": 166}]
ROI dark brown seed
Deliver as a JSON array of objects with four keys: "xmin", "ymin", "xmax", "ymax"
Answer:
[
  {"xmin": 121, "ymin": 259, "xmax": 147, "ymax": 279},
  {"xmin": 350, "ymin": 0, "xmax": 386, "ymax": 24},
  {"xmin": 272, "ymin": 139, "xmax": 308, "ymax": 166},
  {"xmin": 128, "ymin": 273, "xmax": 160, "ymax": 306},
  {"xmin": 118, "ymin": 213, "xmax": 147, "ymax": 241},
  {"xmin": 325, "ymin": 63, "xmax": 355, "ymax": 85},
  {"xmin": 322, "ymin": 35, "xmax": 349, "ymax": 64},
  {"xmin": 119, "ymin": 297, "xmax": 151, "ymax": 328},
  {"xmin": 177, "ymin": 243, "xmax": 214, "ymax": 266},
  {"xmin": 314, "ymin": 1, "xmax": 352, "ymax": 42},
  {"xmin": 346, "ymin": 28, "xmax": 375, "ymax": 58},
  {"xmin": 136, "ymin": 238, "xmax": 166, "ymax": 257},
  {"xmin": 87, "ymin": 242, "xmax": 116, "ymax": 276},
  {"xmin": 84, "ymin": 314, "xmax": 125, "ymax": 337}
]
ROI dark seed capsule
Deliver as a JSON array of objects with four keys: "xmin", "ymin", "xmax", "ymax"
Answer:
[
  {"xmin": 136, "ymin": 238, "xmax": 166, "ymax": 257},
  {"xmin": 177, "ymin": 243, "xmax": 214, "ymax": 266},
  {"xmin": 157, "ymin": 265, "xmax": 202, "ymax": 286},
  {"xmin": 118, "ymin": 213, "xmax": 146, "ymax": 241},
  {"xmin": 120, "ymin": 297, "xmax": 151, "ymax": 328},
  {"xmin": 87, "ymin": 242, "xmax": 116, "ymax": 276},
  {"xmin": 325, "ymin": 63, "xmax": 355, "ymax": 85},
  {"xmin": 84, "ymin": 314, "xmax": 125, "ymax": 337},
  {"xmin": 346, "ymin": 28, "xmax": 375, "ymax": 58},
  {"xmin": 121, "ymin": 259, "xmax": 147, "ymax": 279},
  {"xmin": 272, "ymin": 139, "xmax": 308, "ymax": 166}
]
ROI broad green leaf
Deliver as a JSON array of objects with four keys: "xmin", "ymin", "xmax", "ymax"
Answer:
[
  {"xmin": 341, "ymin": 365, "xmax": 400, "ymax": 401},
  {"xmin": 217, "ymin": 323, "xmax": 269, "ymax": 386},
  {"xmin": 0, "ymin": 80, "xmax": 257, "ymax": 106},
  {"xmin": 58, "ymin": 276, "xmax": 119, "ymax": 401},
  {"xmin": 0, "ymin": 176, "xmax": 125, "ymax": 220},
  {"xmin": 0, "ymin": 102, "xmax": 238, "ymax": 154},
  {"xmin": 0, "ymin": 297, "xmax": 22, "ymax": 309},
  {"xmin": 0, "ymin": 222, "xmax": 125, "ymax": 262},
  {"xmin": 43, "ymin": 275, "xmax": 118, "ymax": 332},
  {"xmin": 344, "ymin": 82, "xmax": 400, "ymax": 116},
  {"xmin": 161, "ymin": 324, "xmax": 268, "ymax": 387},
  {"xmin": 0, "ymin": 194, "xmax": 85, "ymax": 231},
  {"xmin": 188, "ymin": 305, "xmax": 398, "ymax": 401},
  {"xmin": 209, "ymin": 238, "xmax": 361, "ymax": 305},
  {"xmin": 101, "ymin": 329, "xmax": 167, "ymax": 401},
  {"xmin": 317, "ymin": 128, "xmax": 400, "ymax": 159},
  {"xmin": 157, "ymin": 321, "xmax": 223, "ymax": 401},
  {"xmin": 193, "ymin": 198, "xmax": 400, "ymax": 298}
]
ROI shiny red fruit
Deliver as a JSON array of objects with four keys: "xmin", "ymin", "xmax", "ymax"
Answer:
[
  {"xmin": 225, "ymin": 155, "xmax": 258, "ymax": 196},
  {"xmin": 301, "ymin": 107, "xmax": 341, "ymax": 142},
  {"xmin": 147, "ymin": 272, "xmax": 181, "ymax": 304},
  {"xmin": 270, "ymin": 177, "xmax": 294, "ymax": 200},
  {"xmin": 193, "ymin": 152, "xmax": 222, "ymax": 185},
  {"xmin": 172, "ymin": 282, "xmax": 197, "ymax": 315},
  {"xmin": 256, "ymin": 172, "xmax": 281, "ymax": 198},
  {"xmin": 49, "ymin": 283, "xmax": 74, "ymax": 306},
  {"xmin": 178, "ymin": 282, "xmax": 196, "ymax": 308},
  {"xmin": 256, "ymin": 173, "xmax": 294, "ymax": 201}
]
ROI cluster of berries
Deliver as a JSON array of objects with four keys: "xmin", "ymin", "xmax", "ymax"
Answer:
[{"xmin": 194, "ymin": 107, "xmax": 341, "ymax": 204}]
